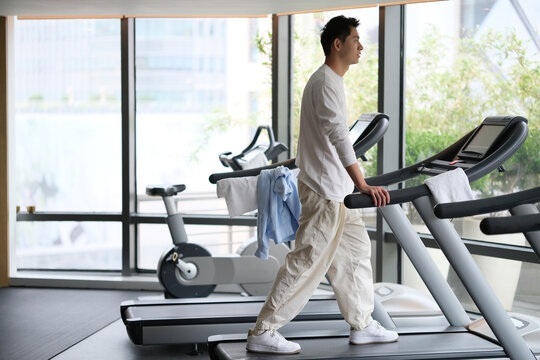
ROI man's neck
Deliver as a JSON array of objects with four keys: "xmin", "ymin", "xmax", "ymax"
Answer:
[{"xmin": 324, "ymin": 57, "xmax": 349, "ymax": 77}]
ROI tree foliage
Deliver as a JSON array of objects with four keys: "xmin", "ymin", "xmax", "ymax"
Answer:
[{"xmin": 405, "ymin": 26, "xmax": 540, "ymax": 195}]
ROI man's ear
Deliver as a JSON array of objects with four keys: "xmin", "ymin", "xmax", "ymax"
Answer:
[{"xmin": 333, "ymin": 37, "xmax": 342, "ymax": 52}]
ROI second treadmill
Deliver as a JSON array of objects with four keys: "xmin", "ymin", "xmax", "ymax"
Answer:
[{"xmin": 121, "ymin": 112, "xmax": 392, "ymax": 346}]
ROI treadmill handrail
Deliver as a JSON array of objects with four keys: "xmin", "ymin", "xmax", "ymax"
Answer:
[
  {"xmin": 209, "ymin": 112, "xmax": 389, "ymax": 184},
  {"xmin": 209, "ymin": 158, "xmax": 296, "ymax": 184},
  {"xmin": 345, "ymin": 118, "xmax": 529, "ymax": 209},
  {"xmin": 434, "ymin": 186, "xmax": 540, "ymax": 219},
  {"xmin": 344, "ymin": 186, "xmax": 428, "ymax": 209},
  {"xmin": 481, "ymin": 213, "xmax": 540, "ymax": 235}
]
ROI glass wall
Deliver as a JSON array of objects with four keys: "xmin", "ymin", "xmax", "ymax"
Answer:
[
  {"xmin": 292, "ymin": 7, "xmax": 380, "ymax": 227},
  {"xmin": 13, "ymin": 19, "xmax": 122, "ymax": 270},
  {"xmin": 9, "ymin": 7, "xmax": 537, "ymax": 316},
  {"xmin": 135, "ymin": 17, "xmax": 271, "ymax": 269},
  {"xmin": 12, "ymin": 16, "xmax": 272, "ymax": 273},
  {"xmin": 404, "ymin": 0, "xmax": 540, "ymax": 316}
]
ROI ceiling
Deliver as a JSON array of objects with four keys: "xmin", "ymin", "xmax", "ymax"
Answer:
[{"xmin": 0, "ymin": 0, "xmax": 435, "ymax": 17}]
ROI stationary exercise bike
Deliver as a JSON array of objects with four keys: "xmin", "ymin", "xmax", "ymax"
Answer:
[
  {"xmin": 147, "ymin": 183, "xmax": 291, "ymax": 298},
  {"xmin": 149, "ymin": 113, "xmax": 389, "ymax": 298},
  {"xmin": 149, "ymin": 125, "xmax": 290, "ymax": 298}
]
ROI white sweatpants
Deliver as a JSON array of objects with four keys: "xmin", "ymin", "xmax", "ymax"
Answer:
[{"xmin": 253, "ymin": 181, "xmax": 374, "ymax": 333}]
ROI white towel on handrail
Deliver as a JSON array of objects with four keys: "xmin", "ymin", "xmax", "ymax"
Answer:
[
  {"xmin": 216, "ymin": 175, "xmax": 259, "ymax": 216},
  {"xmin": 424, "ymin": 167, "xmax": 475, "ymax": 205}
]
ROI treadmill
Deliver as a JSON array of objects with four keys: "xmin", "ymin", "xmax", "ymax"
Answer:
[
  {"xmin": 208, "ymin": 115, "xmax": 538, "ymax": 359},
  {"xmin": 121, "ymin": 112, "xmax": 391, "ymax": 346}
]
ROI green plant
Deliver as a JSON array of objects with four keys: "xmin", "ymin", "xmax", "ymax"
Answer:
[
  {"xmin": 405, "ymin": 26, "xmax": 540, "ymax": 196},
  {"xmin": 28, "ymin": 93, "xmax": 44, "ymax": 101}
]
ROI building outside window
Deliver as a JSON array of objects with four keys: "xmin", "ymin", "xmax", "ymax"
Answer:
[
  {"xmin": 135, "ymin": 17, "xmax": 272, "ymax": 270},
  {"xmin": 14, "ymin": 19, "xmax": 122, "ymax": 270},
  {"xmin": 13, "ymin": 16, "xmax": 273, "ymax": 272}
]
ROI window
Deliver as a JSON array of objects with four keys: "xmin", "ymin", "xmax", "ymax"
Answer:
[
  {"xmin": 135, "ymin": 17, "xmax": 272, "ymax": 270},
  {"xmin": 404, "ymin": 0, "xmax": 539, "ymax": 316},
  {"xmin": 14, "ymin": 18, "xmax": 122, "ymax": 270}
]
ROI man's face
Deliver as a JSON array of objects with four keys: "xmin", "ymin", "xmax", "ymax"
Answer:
[{"xmin": 340, "ymin": 27, "xmax": 363, "ymax": 65}]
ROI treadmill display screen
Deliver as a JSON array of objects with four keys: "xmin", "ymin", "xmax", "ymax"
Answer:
[
  {"xmin": 349, "ymin": 120, "xmax": 370, "ymax": 144},
  {"xmin": 460, "ymin": 124, "xmax": 504, "ymax": 159}
]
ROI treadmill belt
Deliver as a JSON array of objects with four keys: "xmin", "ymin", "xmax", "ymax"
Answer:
[{"xmin": 212, "ymin": 332, "xmax": 505, "ymax": 359}]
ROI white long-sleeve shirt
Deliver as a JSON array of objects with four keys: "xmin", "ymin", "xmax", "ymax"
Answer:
[{"xmin": 295, "ymin": 64, "xmax": 357, "ymax": 202}]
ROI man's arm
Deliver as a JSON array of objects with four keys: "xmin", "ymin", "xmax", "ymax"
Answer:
[{"xmin": 345, "ymin": 162, "xmax": 390, "ymax": 207}]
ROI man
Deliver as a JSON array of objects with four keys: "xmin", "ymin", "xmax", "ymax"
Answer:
[{"xmin": 246, "ymin": 15, "xmax": 399, "ymax": 354}]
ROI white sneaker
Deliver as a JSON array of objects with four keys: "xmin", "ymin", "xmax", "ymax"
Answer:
[
  {"xmin": 246, "ymin": 329, "xmax": 301, "ymax": 354},
  {"xmin": 349, "ymin": 321, "xmax": 399, "ymax": 345}
]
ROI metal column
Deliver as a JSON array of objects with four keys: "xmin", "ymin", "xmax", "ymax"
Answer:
[{"xmin": 414, "ymin": 195, "xmax": 535, "ymax": 360}]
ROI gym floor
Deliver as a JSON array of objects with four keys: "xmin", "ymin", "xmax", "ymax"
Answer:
[
  {"xmin": 0, "ymin": 287, "xmax": 212, "ymax": 360},
  {"xmin": 53, "ymin": 319, "xmax": 211, "ymax": 360},
  {"xmin": 4, "ymin": 287, "xmax": 536, "ymax": 360}
]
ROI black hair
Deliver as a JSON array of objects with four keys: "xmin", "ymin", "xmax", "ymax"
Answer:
[{"xmin": 320, "ymin": 15, "xmax": 360, "ymax": 56}]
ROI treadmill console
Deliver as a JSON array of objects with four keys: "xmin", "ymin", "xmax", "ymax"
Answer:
[
  {"xmin": 349, "ymin": 118, "xmax": 371, "ymax": 145},
  {"xmin": 349, "ymin": 112, "xmax": 389, "ymax": 162},
  {"xmin": 457, "ymin": 121, "xmax": 509, "ymax": 160},
  {"xmin": 419, "ymin": 116, "xmax": 526, "ymax": 175},
  {"xmin": 349, "ymin": 112, "xmax": 386, "ymax": 145}
]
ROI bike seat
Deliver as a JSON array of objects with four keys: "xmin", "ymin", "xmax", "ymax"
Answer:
[{"xmin": 146, "ymin": 184, "xmax": 186, "ymax": 197}]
